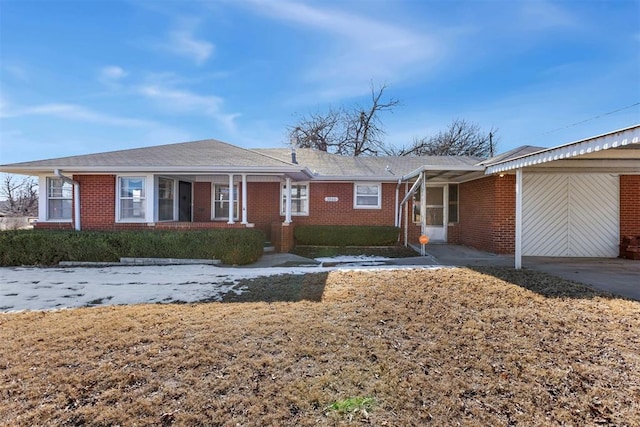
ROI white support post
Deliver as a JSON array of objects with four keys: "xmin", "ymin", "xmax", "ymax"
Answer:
[
  {"xmin": 284, "ymin": 177, "xmax": 292, "ymax": 224},
  {"xmin": 73, "ymin": 183, "xmax": 81, "ymax": 231},
  {"xmin": 227, "ymin": 174, "xmax": 235, "ymax": 224},
  {"xmin": 241, "ymin": 174, "xmax": 248, "ymax": 225},
  {"xmin": 420, "ymin": 172, "xmax": 427, "ymax": 256},
  {"xmin": 515, "ymin": 168, "xmax": 523, "ymax": 269}
]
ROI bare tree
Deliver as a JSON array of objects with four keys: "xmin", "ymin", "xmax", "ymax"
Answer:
[
  {"xmin": 1, "ymin": 175, "xmax": 38, "ymax": 217},
  {"xmin": 288, "ymin": 83, "xmax": 399, "ymax": 156},
  {"xmin": 394, "ymin": 119, "xmax": 498, "ymax": 158}
]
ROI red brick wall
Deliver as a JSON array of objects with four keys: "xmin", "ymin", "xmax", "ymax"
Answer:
[
  {"xmin": 247, "ymin": 182, "xmax": 281, "ymax": 238},
  {"xmin": 620, "ymin": 175, "xmax": 640, "ymax": 241},
  {"xmin": 291, "ymin": 182, "xmax": 397, "ymax": 226},
  {"xmin": 457, "ymin": 175, "xmax": 515, "ymax": 254},
  {"xmin": 77, "ymin": 175, "xmax": 116, "ymax": 230}
]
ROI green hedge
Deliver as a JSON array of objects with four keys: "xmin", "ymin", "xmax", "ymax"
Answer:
[
  {"xmin": 0, "ymin": 229, "xmax": 265, "ymax": 266},
  {"xmin": 294, "ymin": 225, "xmax": 400, "ymax": 246}
]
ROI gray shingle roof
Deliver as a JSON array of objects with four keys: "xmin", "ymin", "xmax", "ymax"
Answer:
[
  {"xmin": 255, "ymin": 148, "xmax": 484, "ymax": 178},
  {"xmin": 1, "ymin": 139, "xmax": 296, "ymax": 171}
]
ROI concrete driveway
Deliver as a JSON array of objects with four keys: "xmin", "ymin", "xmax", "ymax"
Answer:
[{"xmin": 423, "ymin": 244, "xmax": 640, "ymax": 301}]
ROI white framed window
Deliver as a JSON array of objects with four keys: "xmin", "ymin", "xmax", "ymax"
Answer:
[
  {"xmin": 212, "ymin": 184, "xmax": 239, "ymax": 220},
  {"xmin": 157, "ymin": 177, "xmax": 175, "ymax": 221},
  {"xmin": 281, "ymin": 182, "xmax": 309, "ymax": 216},
  {"xmin": 117, "ymin": 176, "xmax": 146, "ymax": 222},
  {"xmin": 46, "ymin": 177, "xmax": 72, "ymax": 221},
  {"xmin": 354, "ymin": 183, "xmax": 381, "ymax": 209}
]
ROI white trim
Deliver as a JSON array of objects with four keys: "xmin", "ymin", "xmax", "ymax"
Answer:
[
  {"xmin": 486, "ymin": 125, "xmax": 640, "ymax": 174},
  {"xmin": 116, "ymin": 175, "xmax": 152, "ymax": 223},
  {"xmin": 281, "ymin": 181, "xmax": 309, "ymax": 218},
  {"xmin": 353, "ymin": 182, "xmax": 382, "ymax": 209},
  {"xmin": 211, "ymin": 183, "xmax": 239, "ymax": 221},
  {"xmin": 241, "ymin": 174, "xmax": 248, "ymax": 225},
  {"xmin": 156, "ymin": 176, "xmax": 177, "ymax": 222},
  {"xmin": 43, "ymin": 176, "xmax": 73, "ymax": 222}
]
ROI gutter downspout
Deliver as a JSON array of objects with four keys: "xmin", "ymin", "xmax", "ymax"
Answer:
[{"xmin": 54, "ymin": 169, "xmax": 80, "ymax": 231}]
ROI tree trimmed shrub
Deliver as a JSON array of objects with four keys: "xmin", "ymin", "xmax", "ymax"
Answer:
[
  {"xmin": 294, "ymin": 225, "xmax": 400, "ymax": 246},
  {"xmin": 0, "ymin": 229, "xmax": 265, "ymax": 266}
]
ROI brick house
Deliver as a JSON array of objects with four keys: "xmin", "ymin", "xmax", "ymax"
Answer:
[{"xmin": 1, "ymin": 125, "xmax": 638, "ymax": 266}]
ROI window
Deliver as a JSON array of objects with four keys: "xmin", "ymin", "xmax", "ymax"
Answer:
[
  {"xmin": 158, "ymin": 178, "xmax": 175, "ymax": 221},
  {"xmin": 47, "ymin": 178, "xmax": 72, "ymax": 220},
  {"xmin": 448, "ymin": 184, "xmax": 459, "ymax": 223},
  {"xmin": 354, "ymin": 183, "xmax": 381, "ymax": 209},
  {"xmin": 281, "ymin": 183, "xmax": 308, "ymax": 216},
  {"xmin": 119, "ymin": 177, "xmax": 146, "ymax": 221},
  {"xmin": 213, "ymin": 185, "xmax": 238, "ymax": 220}
]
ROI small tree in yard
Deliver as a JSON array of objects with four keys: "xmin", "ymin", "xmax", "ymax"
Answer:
[
  {"xmin": 394, "ymin": 118, "xmax": 498, "ymax": 158},
  {"xmin": 1, "ymin": 175, "xmax": 38, "ymax": 217}
]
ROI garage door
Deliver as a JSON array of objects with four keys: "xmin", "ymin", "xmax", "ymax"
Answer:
[{"xmin": 522, "ymin": 174, "xmax": 619, "ymax": 257}]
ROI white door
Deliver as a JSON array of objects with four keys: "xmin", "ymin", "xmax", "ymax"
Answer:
[{"xmin": 523, "ymin": 173, "xmax": 619, "ymax": 257}]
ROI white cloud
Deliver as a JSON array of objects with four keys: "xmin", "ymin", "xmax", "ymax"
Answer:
[
  {"xmin": 519, "ymin": 0, "xmax": 578, "ymax": 30},
  {"xmin": 2, "ymin": 102, "xmax": 154, "ymax": 127},
  {"xmin": 242, "ymin": 0, "xmax": 441, "ymax": 100},
  {"xmin": 137, "ymin": 85, "xmax": 239, "ymax": 132},
  {"xmin": 162, "ymin": 19, "xmax": 214, "ymax": 65},
  {"xmin": 100, "ymin": 65, "xmax": 127, "ymax": 80}
]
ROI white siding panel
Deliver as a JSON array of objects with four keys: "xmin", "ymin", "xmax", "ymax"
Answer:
[
  {"xmin": 523, "ymin": 174, "xmax": 619, "ymax": 257},
  {"xmin": 523, "ymin": 174, "xmax": 568, "ymax": 256},
  {"xmin": 569, "ymin": 175, "xmax": 619, "ymax": 257}
]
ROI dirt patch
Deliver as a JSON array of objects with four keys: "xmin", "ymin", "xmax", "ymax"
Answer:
[{"xmin": 1, "ymin": 267, "xmax": 638, "ymax": 426}]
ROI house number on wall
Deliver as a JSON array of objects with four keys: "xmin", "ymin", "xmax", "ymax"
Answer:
[{"xmin": 325, "ymin": 197, "xmax": 339, "ymax": 202}]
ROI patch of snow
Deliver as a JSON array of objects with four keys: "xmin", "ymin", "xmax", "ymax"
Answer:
[{"xmin": 0, "ymin": 261, "xmax": 443, "ymax": 313}]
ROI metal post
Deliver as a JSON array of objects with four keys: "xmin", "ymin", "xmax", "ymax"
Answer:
[{"xmin": 515, "ymin": 169, "xmax": 523, "ymax": 269}]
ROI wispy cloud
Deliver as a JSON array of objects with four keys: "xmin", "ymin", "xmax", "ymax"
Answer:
[
  {"xmin": 241, "ymin": 0, "xmax": 440, "ymax": 100},
  {"xmin": 98, "ymin": 65, "xmax": 128, "ymax": 88},
  {"xmin": 100, "ymin": 65, "xmax": 127, "ymax": 80},
  {"xmin": 161, "ymin": 18, "xmax": 214, "ymax": 65},
  {"xmin": 519, "ymin": 0, "xmax": 578, "ymax": 30},
  {"xmin": 2, "ymin": 102, "xmax": 154, "ymax": 127},
  {"xmin": 137, "ymin": 85, "xmax": 239, "ymax": 132}
]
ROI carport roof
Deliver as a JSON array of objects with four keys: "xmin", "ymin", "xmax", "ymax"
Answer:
[{"xmin": 486, "ymin": 124, "xmax": 640, "ymax": 174}]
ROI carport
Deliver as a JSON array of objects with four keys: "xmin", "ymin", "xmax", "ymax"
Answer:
[{"xmin": 486, "ymin": 125, "xmax": 640, "ymax": 269}]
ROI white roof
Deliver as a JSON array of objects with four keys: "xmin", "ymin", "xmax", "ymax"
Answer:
[{"xmin": 486, "ymin": 125, "xmax": 640, "ymax": 174}]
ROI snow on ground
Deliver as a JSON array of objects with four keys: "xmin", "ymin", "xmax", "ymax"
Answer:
[{"xmin": 0, "ymin": 258, "xmax": 441, "ymax": 312}]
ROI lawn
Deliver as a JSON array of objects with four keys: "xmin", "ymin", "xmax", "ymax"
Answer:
[{"xmin": 1, "ymin": 267, "xmax": 638, "ymax": 426}]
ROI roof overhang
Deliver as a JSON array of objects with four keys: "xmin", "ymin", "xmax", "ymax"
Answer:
[
  {"xmin": 486, "ymin": 125, "xmax": 640, "ymax": 174},
  {"xmin": 400, "ymin": 164, "xmax": 486, "ymax": 183},
  {"xmin": 0, "ymin": 165, "xmax": 316, "ymax": 179}
]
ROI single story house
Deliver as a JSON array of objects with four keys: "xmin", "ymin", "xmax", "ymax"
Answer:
[{"xmin": 1, "ymin": 125, "xmax": 638, "ymax": 268}]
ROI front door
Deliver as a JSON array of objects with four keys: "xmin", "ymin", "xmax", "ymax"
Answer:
[
  {"xmin": 414, "ymin": 185, "xmax": 447, "ymax": 242},
  {"xmin": 178, "ymin": 181, "xmax": 192, "ymax": 222},
  {"xmin": 425, "ymin": 186, "xmax": 446, "ymax": 242}
]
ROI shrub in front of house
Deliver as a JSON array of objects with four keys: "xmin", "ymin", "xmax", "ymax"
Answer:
[
  {"xmin": 0, "ymin": 229, "xmax": 265, "ymax": 266},
  {"xmin": 294, "ymin": 225, "xmax": 400, "ymax": 246}
]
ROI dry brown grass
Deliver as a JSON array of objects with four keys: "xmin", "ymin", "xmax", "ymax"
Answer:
[{"xmin": 1, "ymin": 267, "xmax": 639, "ymax": 426}]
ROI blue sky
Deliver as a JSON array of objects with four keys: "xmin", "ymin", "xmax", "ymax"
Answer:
[{"xmin": 1, "ymin": 0, "xmax": 639, "ymax": 166}]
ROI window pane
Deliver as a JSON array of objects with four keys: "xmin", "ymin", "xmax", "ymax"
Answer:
[
  {"xmin": 426, "ymin": 187, "xmax": 443, "ymax": 205},
  {"xmin": 356, "ymin": 195, "xmax": 378, "ymax": 206},
  {"xmin": 426, "ymin": 207, "xmax": 444, "ymax": 226},
  {"xmin": 282, "ymin": 184, "xmax": 308, "ymax": 215},
  {"xmin": 48, "ymin": 199, "xmax": 72, "ymax": 220},
  {"xmin": 357, "ymin": 185, "xmax": 379, "ymax": 195},
  {"xmin": 159, "ymin": 199, "xmax": 174, "ymax": 221},
  {"xmin": 120, "ymin": 199, "xmax": 145, "ymax": 219},
  {"xmin": 48, "ymin": 178, "xmax": 72, "ymax": 198},
  {"xmin": 120, "ymin": 178, "xmax": 145, "ymax": 198},
  {"xmin": 448, "ymin": 184, "xmax": 459, "ymax": 223}
]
